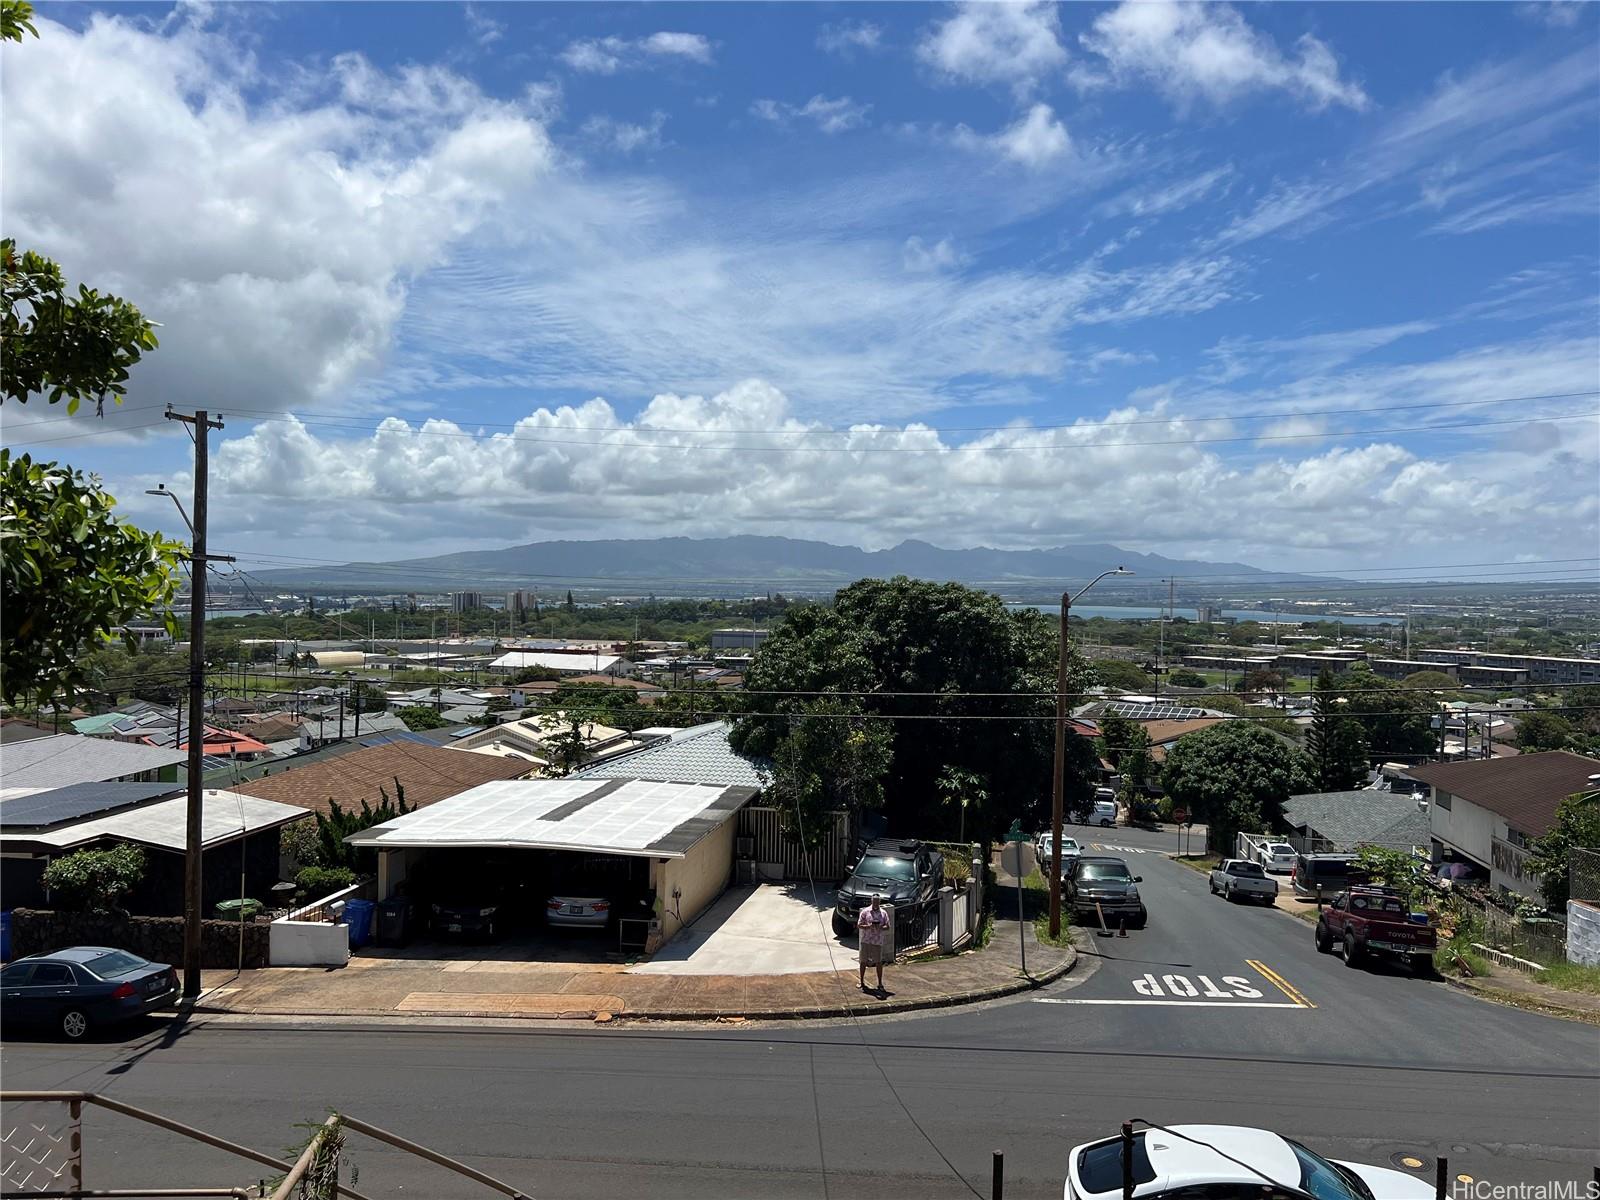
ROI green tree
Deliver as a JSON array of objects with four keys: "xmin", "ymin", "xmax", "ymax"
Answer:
[
  {"xmin": 1161, "ymin": 722, "xmax": 1314, "ymax": 854},
  {"xmin": 1305, "ymin": 668, "xmax": 1370, "ymax": 790},
  {"xmin": 347, "ymin": 681, "xmax": 389, "ymax": 714},
  {"xmin": 1238, "ymin": 668, "xmax": 1287, "ymax": 696},
  {"xmin": 1333, "ymin": 666, "xmax": 1437, "ymax": 759},
  {"xmin": 1352, "ymin": 845, "xmax": 1426, "ymax": 909},
  {"xmin": 41, "ymin": 844, "xmax": 146, "ymax": 912},
  {"xmin": 1402, "ymin": 670, "xmax": 1460, "ymax": 694},
  {"xmin": 1094, "ymin": 658, "xmax": 1152, "ymax": 693},
  {"xmin": 1526, "ymin": 788, "xmax": 1600, "ymax": 911},
  {"xmin": 766, "ymin": 699, "xmax": 892, "ymax": 849},
  {"xmin": 396, "ymin": 704, "xmax": 449, "ymax": 731},
  {"xmin": 543, "ymin": 712, "xmax": 594, "ymax": 777},
  {"xmin": 204, "ymin": 636, "xmax": 242, "ymax": 669},
  {"xmin": 730, "ymin": 577, "xmax": 1091, "ymax": 845},
  {"xmin": 1516, "ymin": 709, "xmax": 1575, "ymax": 753},
  {"xmin": 1167, "ymin": 669, "xmax": 1207, "ymax": 688},
  {"xmin": 1098, "ymin": 714, "xmax": 1152, "ymax": 792},
  {"xmin": 1, "ymin": 453, "xmax": 183, "ymax": 707},
  {"xmin": 936, "ymin": 765, "xmax": 986, "ymax": 846},
  {"xmin": 314, "ymin": 783, "xmax": 413, "ymax": 871}
]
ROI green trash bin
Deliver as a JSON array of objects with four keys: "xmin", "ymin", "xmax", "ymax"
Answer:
[{"xmin": 215, "ymin": 898, "xmax": 263, "ymax": 922}]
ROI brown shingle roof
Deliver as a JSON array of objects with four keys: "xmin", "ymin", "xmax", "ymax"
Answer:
[
  {"xmin": 231, "ymin": 742, "xmax": 530, "ymax": 817},
  {"xmin": 1140, "ymin": 717, "xmax": 1226, "ymax": 745},
  {"xmin": 1409, "ymin": 751, "xmax": 1600, "ymax": 838}
]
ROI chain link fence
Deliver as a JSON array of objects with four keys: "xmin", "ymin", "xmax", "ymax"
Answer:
[{"xmin": 1569, "ymin": 847, "xmax": 1600, "ymax": 905}]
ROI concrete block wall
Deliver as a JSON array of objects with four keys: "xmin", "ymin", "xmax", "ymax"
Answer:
[{"xmin": 1567, "ymin": 899, "xmax": 1600, "ymax": 966}]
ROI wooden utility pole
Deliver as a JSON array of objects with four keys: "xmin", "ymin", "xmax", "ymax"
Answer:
[
  {"xmin": 1048, "ymin": 588, "xmax": 1072, "ymax": 939},
  {"xmin": 164, "ymin": 408, "xmax": 227, "ymax": 999}
]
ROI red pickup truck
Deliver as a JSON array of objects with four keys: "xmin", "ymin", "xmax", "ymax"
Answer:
[{"xmin": 1314, "ymin": 886, "xmax": 1436, "ymax": 974}]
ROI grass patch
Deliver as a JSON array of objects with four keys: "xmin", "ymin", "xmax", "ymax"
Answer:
[
  {"xmin": 1032, "ymin": 912, "xmax": 1075, "ymax": 950},
  {"xmin": 1532, "ymin": 961, "xmax": 1600, "ymax": 995},
  {"xmin": 1441, "ymin": 942, "xmax": 1492, "ymax": 979},
  {"xmin": 1173, "ymin": 854, "xmax": 1220, "ymax": 874}
]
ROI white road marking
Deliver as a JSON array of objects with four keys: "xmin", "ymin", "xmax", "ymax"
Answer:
[
  {"xmin": 1034, "ymin": 998, "xmax": 1305, "ymax": 1008},
  {"xmin": 1088, "ymin": 843, "xmax": 1150, "ymax": 853}
]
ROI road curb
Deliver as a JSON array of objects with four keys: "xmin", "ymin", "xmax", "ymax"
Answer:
[
  {"xmin": 1440, "ymin": 971, "xmax": 1600, "ymax": 1026},
  {"xmin": 191, "ymin": 945, "xmax": 1079, "ymax": 1025}
]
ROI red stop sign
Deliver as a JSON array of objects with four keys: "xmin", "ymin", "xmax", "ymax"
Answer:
[{"xmin": 1172, "ymin": 808, "xmax": 1189, "ymax": 824}]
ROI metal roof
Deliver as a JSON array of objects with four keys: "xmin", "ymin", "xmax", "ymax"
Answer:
[
  {"xmin": 0, "ymin": 781, "xmax": 180, "ymax": 829},
  {"xmin": 0, "ymin": 735, "xmax": 188, "ymax": 790},
  {"xmin": 573, "ymin": 722, "xmax": 768, "ymax": 789},
  {"xmin": 346, "ymin": 777, "xmax": 758, "ymax": 859},
  {"xmin": 491, "ymin": 651, "xmax": 621, "ymax": 674},
  {"xmin": 0, "ymin": 789, "xmax": 308, "ymax": 853}
]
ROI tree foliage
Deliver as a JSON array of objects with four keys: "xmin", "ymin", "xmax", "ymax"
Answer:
[
  {"xmin": 1515, "ymin": 709, "xmax": 1576, "ymax": 753},
  {"xmin": 731, "ymin": 577, "xmax": 1092, "ymax": 844},
  {"xmin": 1527, "ymin": 789, "xmax": 1600, "ymax": 912},
  {"xmin": 1167, "ymin": 669, "xmax": 1207, "ymax": 689},
  {"xmin": 765, "ymin": 699, "xmax": 893, "ymax": 849},
  {"xmin": 1, "ymin": 452, "xmax": 183, "ymax": 707},
  {"xmin": 396, "ymin": 704, "xmax": 450, "ymax": 731},
  {"xmin": 1305, "ymin": 668, "xmax": 1370, "ymax": 790},
  {"xmin": 347, "ymin": 681, "xmax": 388, "ymax": 714},
  {"xmin": 1160, "ymin": 722, "xmax": 1314, "ymax": 854},
  {"xmin": 42, "ymin": 844, "xmax": 146, "ymax": 913},
  {"xmin": 1093, "ymin": 658, "xmax": 1152, "ymax": 693},
  {"xmin": 1332, "ymin": 666, "xmax": 1438, "ymax": 758},
  {"xmin": 314, "ymin": 783, "xmax": 413, "ymax": 871}
]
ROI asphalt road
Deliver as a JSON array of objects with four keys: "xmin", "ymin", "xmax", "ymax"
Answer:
[{"xmin": 3, "ymin": 848, "xmax": 1596, "ymax": 1199}]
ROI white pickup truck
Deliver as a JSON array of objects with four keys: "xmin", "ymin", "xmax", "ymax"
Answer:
[{"xmin": 1209, "ymin": 858, "xmax": 1279, "ymax": 905}]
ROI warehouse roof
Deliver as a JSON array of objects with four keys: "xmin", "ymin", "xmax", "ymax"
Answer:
[
  {"xmin": 0, "ymin": 734, "xmax": 187, "ymax": 790},
  {"xmin": 1409, "ymin": 752, "xmax": 1600, "ymax": 838},
  {"xmin": 491, "ymin": 651, "xmax": 621, "ymax": 674},
  {"xmin": 346, "ymin": 777, "xmax": 758, "ymax": 859}
]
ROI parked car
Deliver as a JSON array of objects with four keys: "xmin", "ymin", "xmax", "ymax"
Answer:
[
  {"xmin": 833, "ymin": 838, "xmax": 944, "ymax": 941},
  {"xmin": 1292, "ymin": 853, "xmax": 1363, "ymax": 899},
  {"xmin": 547, "ymin": 854, "xmax": 636, "ymax": 930},
  {"xmin": 1088, "ymin": 799, "xmax": 1118, "ymax": 827},
  {"xmin": 1065, "ymin": 856, "xmax": 1146, "ymax": 928},
  {"xmin": 1315, "ymin": 886, "xmax": 1437, "ymax": 973},
  {"xmin": 429, "ymin": 891, "xmax": 506, "ymax": 940},
  {"xmin": 1258, "ymin": 841, "xmax": 1297, "ymax": 874},
  {"xmin": 1055, "ymin": 836, "xmax": 1082, "ymax": 876},
  {"xmin": 0, "ymin": 947, "xmax": 177, "ymax": 1041},
  {"xmin": 1064, "ymin": 1123, "xmax": 1433, "ymax": 1200},
  {"xmin": 1035, "ymin": 831, "xmax": 1055, "ymax": 873},
  {"xmin": 1209, "ymin": 858, "xmax": 1279, "ymax": 904}
]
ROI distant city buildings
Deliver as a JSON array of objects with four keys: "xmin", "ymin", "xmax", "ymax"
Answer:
[{"xmin": 451, "ymin": 591, "xmax": 484, "ymax": 613}]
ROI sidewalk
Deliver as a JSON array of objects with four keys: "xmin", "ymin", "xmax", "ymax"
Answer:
[{"xmin": 194, "ymin": 920, "xmax": 1074, "ymax": 1023}]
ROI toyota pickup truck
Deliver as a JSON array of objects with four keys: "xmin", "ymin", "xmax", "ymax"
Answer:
[
  {"xmin": 1314, "ymin": 886, "xmax": 1436, "ymax": 974},
  {"xmin": 1208, "ymin": 859, "xmax": 1278, "ymax": 905}
]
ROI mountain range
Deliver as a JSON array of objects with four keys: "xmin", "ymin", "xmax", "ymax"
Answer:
[{"xmin": 245, "ymin": 536, "xmax": 1311, "ymax": 596}]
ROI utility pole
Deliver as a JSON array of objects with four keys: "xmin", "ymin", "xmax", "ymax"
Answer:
[{"xmin": 163, "ymin": 408, "xmax": 228, "ymax": 1000}]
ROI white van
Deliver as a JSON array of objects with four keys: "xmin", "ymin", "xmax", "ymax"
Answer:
[{"xmin": 1090, "ymin": 799, "xmax": 1118, "ymax": 827}]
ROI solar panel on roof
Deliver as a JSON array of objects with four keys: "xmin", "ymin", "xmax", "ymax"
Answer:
[
  {"xmin": 0, "ymin": 781, "xmax": 178, "ymax": 829},
  {"xmin": 1103, "ymin": 701, "xmax": 1208, "ymax": 721}
]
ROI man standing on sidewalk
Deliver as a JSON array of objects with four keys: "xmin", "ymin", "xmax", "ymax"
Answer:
[{"xmin": 857, "ymin": 894, "xmax": 890, "ymax": 995}]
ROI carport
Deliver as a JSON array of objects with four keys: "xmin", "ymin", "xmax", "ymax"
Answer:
[{"xmin": 346, "ymin": 777, "xmax": 758, "ymax": 953}]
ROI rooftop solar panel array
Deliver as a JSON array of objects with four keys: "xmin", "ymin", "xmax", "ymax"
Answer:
[
  {"xmin": 1102, "ymin": 701, "xmax": 1210, "ymax": 721},
  {"xmin": 0, "ymin": 781, "xmax": 178, "ymax": 829}
]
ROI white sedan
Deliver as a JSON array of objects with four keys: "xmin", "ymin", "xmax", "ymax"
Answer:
[
  {"xmin": 1065, "ymin": 1124, "xmax": 1433, "ymax": 1200},
  {"xmin": 1260, "ymin": 841, "xmax": 1297, "ymax": 874}
]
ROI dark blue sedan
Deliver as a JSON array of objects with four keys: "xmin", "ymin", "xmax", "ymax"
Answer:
[{"xmin": 1, "ymin": 947, "xmax": 178, "ymax": 1040}]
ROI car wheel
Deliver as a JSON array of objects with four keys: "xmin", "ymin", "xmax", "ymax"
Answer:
[
  {"xmin": 832, "ymin": 913, "xmax": 852, "ymax": 939},
  {"xmin": 904, "ymin": 911, "xmax": 927, "ymax": 947},
  {"xmin": 1343, "ymin": 932, "xmax": 1364, "ymax": 968},
  {"xmin": 1315, "ymin": 922, "xmax": 1331, "ymax": 953},
  {"xmin": 1133, "ymin": 908, "xmax": 1148, "ymax": 929},
  {"xmin": 1413, "ymin": 953, "xmax": 1434, "ymax": 977},
  {"xmin": 59, "ymin": 1008, "xmax": 91, "ymax": 1041},
  {"xmin": 1208, "ymin": 879, "xmax": 1217, "ymax": 894}
]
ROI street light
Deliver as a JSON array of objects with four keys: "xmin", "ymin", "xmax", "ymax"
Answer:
[
  {"xmin": 1049, "ymin": 566, "xmax": 1133, "ymax": 938},
  {"xmin": 144, "ymin": 484, "xmax": 194, "ymax": 536}
]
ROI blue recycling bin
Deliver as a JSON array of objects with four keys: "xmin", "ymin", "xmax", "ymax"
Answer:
[{"xmin": 343, "ymin": 899, "xmax": 376, "ymax": 949}]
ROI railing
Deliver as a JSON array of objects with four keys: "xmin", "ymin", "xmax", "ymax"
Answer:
[
  {"xmin": 1458, "ymin": 894, "xmax": 1567, "ymax": 969},
  {"xmin": 284, "ymin": 881, "xmax": 373, "ymax": 926},
  {"xmin": 0, "ymin": 1092, "xmax": 532, "ymax": 1200}
]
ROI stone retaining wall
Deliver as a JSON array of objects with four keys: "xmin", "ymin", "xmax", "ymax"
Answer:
[
  {"xmin": 11, "ymin": 908, "xmax": 270, "ymax": 969},
  {"xmin": 1568, "ymin": 899, "xmax": 1600, "ymax": 967}
]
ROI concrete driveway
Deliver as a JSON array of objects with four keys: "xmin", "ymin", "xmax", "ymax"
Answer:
[{"xmin": 629, "ymin": 883, "xmax": 846, "ymax": 976}]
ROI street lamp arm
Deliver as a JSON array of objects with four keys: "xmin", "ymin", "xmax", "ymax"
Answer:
[{"xmin": 1069, "ymin": 566, "xmax": 1134, "ymax": 604}]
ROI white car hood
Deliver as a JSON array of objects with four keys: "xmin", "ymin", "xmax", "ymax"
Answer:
[{"xmin": 1337, "ymin": 1160, "xmax": 1436, "ymax": 1199}]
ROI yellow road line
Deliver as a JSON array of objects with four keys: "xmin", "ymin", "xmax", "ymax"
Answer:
[{"xmin": 1246, "ymin": 958, "xmax": 1317, "ymax": 1009}]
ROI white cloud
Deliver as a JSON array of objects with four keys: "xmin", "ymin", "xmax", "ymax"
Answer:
[
  {"xmin": 917, "ymin": 1, "xmax": 1068, "ymax": 98},
  {"xmin": 902, "ymin": 236, "xmax": 965, "ymax": 273},
  {"xmin": 561, "ymin": 31, "xmax": 713, "ymax": 74},
  {"xmin": 817, "ymin": 21, "xmax": 883, "ymax": 56},
  {"xmin": 1517, "ymin": 2, "xmax": 1586, "ymax": 27},
  {"xmin": 581, "ymin": 112, "xmax": 669, "ymax": 155},
  {"xmin": 1097, "ymin": 166, "xmax": 1234, "ymax": 219},
  {"xmin": 993, "ymin": 103, "xmax": 1072, "ymax": 169},
  {"xmin": 1427, "ymin": 185, "xmax": 1600, "ymax": 235},
  {"xmin": 206, "ymin": 374, "xmax": 1599, "ymax": 565},
  {"xmin": 463, "ymin": 3, "xmax": 504, "ymax": 47},
  {"xmin": 0, "ymin": 11, "xmax": 553, "ymax": 417},
  {"xmin": 1078, "ymin": 1, "xmax": 1368, "ymax": 112},
  {"xmin": 751, "ymin": 95, "xmax": 872, "ymax": 135}
]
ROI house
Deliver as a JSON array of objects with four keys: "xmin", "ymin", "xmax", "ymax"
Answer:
[
  {"xmin": 231, "ymin": 740, "xmax": 533, "ymax": 818},
  {"xmin": 299, "ymin": 711, "xmax": 410, "ymax": 750},
  {"xmin": 346, "ymin": 777, "xmax": 760, "ymax": 945},
  {"xmin": 1410, "ymin": 752, "xmax": 1600, "ymax": 902},
  {"xmin": 1281, "ymin": 790, "xmax": 1432, "ymax": 852},
  {"xmin": 573, "ymin": 721, "xmax": 768, "ymax": 789},
  {"xmin": 0, "ymin": 718, "xmax": 57, "ymax": 744},
  {"xmin": 0, "ymin": 783, "xmax": 306, "ymax": 915},
  {"xmin": 448, "ymin": 711, "xmax": 644, "ymax": 771},
  {"xmin": 0, "ymin": 734, "xmax": 187, "ymax": 789}
]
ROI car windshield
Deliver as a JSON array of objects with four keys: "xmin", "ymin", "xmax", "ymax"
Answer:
[
  {"xmin": 856, "ymin": 855, "xmax": 916, "ymax": 882},
  {"xmin": 1078, "ymin": 863, "xmax": 1132, "ymax": 882},
  {"xmin": 1061, "ymin": 839, "xmax": 1080, "ymax": 851},
  {"xmin": 82, "ymin": 951, "xmax": 145, "ymax": 978},
  {"xmin": 1289, "ymin": 1140, "xmax": 1369, "ymax": 1200}
]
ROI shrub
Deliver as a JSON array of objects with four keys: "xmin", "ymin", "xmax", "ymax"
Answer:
[
  {"xmin": 42, "ymin": 844, "xmax": 146, "ymax": 912},
  {"xmin": 295, "ymin": 865, "xmax": 356, "ymax": 900},
  {"xmin": 1168, "ymin": 669, "xmax": 1207, "ymax": 689},
  {"xmin": 279, "ymin": 817, "xmax": 323, "ymax": 868}
]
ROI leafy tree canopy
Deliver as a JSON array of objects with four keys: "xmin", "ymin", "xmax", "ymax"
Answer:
[
  {"xmin": 396, "ymin": 704, "xmax": 449, "ymax": 732},
  {"xmin": 41, "ymin": 844, "xmax": 146, "ymax": 913},
  {"xmin": 1167, "ymin": 669, "xmax": 1208, "ymax": 689},
  {"xmin": 1515, "ymin": 709, "xmax": 1576, "ymax": 753},
  {"xmin": 1161, "ymin": 722, "xmax": 1314, "ymax": 854},
  {"xmin": 1093, "ymin": 658, "xmax": 1152, "ymax": 693},
  {"xmin": 1306, "ymin": 667, "xmax": 1370, "ymax": 791},
  {"xmin": 1527, "ymin": 789, "xmax": 1600, "ymax": 912},
  {"xmin": 1331, "ymin": 667, "xmax": 1438, "ymax": 759}
]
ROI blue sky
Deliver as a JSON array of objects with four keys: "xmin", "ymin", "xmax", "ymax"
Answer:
[{"xmin": 2, "ymin": 1, "xmax": 1597, "ymax": 578}]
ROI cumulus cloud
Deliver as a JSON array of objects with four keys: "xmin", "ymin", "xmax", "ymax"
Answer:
[
  {"xmin": 561, "ymin": 31, "xmax": 713, "ymax": 74},
  {"xmin": 994, "ymin": 103, "xmax": 1072, "ymax": 168},
  {"xmin": 750, "ymin": 94, "xmax": 872, "ymax": 134},
  {"xmin": 1077, "ymin": 1, "xmax": 1369, "ymax": 112},
  {"xmin": 206, "ymin": 377, "xmax": 1599, "ymax": 564},
  {"xmin": 0, "ymin": 11, "xmax": 553, "ymax": 417},
  {"xmin": 581, "ymin": 111, "xmax": 669, "ymax": 155},
  {"xmin": 817, "ymin": 20, "xmax": 883, "ymax": 56},
  {"xmin": 918, "ymin": 1, "xmax": 1068, "ymax": 97},
  {"xmin": 463, "ymin": 3, "xmax": 504, "ymax": 47}
]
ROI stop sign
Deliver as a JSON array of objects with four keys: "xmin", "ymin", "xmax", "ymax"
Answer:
[{"xmin": 1172, "ymin": 808, "xmax": 1189, "ymax": 824}]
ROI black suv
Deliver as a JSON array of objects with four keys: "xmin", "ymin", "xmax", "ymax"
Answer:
[
  {"xmin": 1065, "ymin": 855, "xmax": 1146, "ymax": 928},
  {"xmin": 833, "ymin": 839, "xmax": 945, "ymax": 942}
]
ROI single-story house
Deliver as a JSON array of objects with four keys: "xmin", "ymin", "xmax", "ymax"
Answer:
[
  {"xmin": 347, "ymin": 777, "xmax": 759, "ymax": 944},
  {"xmin": 1411, "ymin": 752, "xmax": 1600, "ymax": 902},
  {"xmin": 0, "ymin": 783, "xmax": 307, "ymax": 915},
  {"xmin": 299, "ymin": 711, "xmax": 410, "ymax": 750},
  {"xmin": 573, "ymin": 721, "xmax": 767, "ymax": 789},
  {"xmin": 0, "ymin": 734, "xmax": 187, "ymax": 789},
  {"xmin": 449, "ymin": 711, "xmax": 643, "ymax": 772},
  {"xmin": 1281, "ymin": 790, "xmax": 1432, "ymax": 852},
  {"xmin": 231, "ymin": 740, "xmax": 533, "ymax": 818}
]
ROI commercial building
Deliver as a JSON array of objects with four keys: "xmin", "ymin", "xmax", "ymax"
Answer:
[
  {"xmin": 490, "ymin": 650, "xmax": 622, "ymax": 676},
  {"xmin": 1408, "ymin": 650, "xmax": 1600, "ymax": 686},
  {"xmin": 709, "ymin": 629, "xmax": 770, "ymax": 653},
  {"xmin": 450, "ymin": 591, "xmax": 484, "ymax": 613},
  {"xmin": 1410, "ymin": 752, "xmax": 1600, "ymax": 902},
  {"xmin": 1368, "ymin": 659, "xmax": 1459, "ymax": 681}
]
